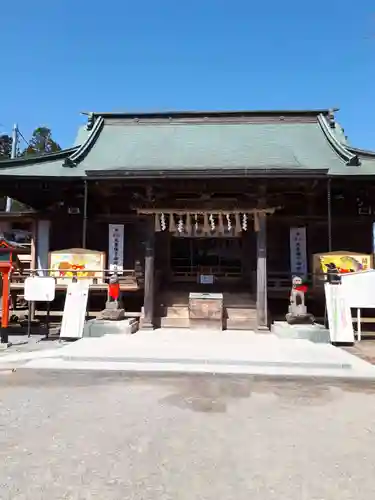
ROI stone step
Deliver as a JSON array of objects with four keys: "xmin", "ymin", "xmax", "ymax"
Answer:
[
  {"xmin": 160, "ymin": 306, "xmax": 189, "ymax": 318},
  {"xmin": 160, "ymin": 317, "xmax": 190, "ymax": 328},
  {"xmin": 225, "ymin": 318, "xmax": 258, "ymax": 330},
  {"xmin": 225, "ymin": 307, "xmax": 257, "ymax": 318}
]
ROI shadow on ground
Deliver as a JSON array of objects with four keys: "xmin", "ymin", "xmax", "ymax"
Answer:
[{"xmin": 2, "ymin": 370, "xmax": 375, "ymax": 414}]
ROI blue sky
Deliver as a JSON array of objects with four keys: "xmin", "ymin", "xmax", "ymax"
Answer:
[{"xmin": 1, "ymin": 0, "xmax": 374, "ymax": 149}]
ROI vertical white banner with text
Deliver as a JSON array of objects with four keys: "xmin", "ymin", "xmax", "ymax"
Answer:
[
  {"xmin": 108, "ymin": 224, "xmax": 124, "ymax": 275},
  {"xmin": 290, "ymin": 227, "xmax": 307, "ymax": 277},
  {"xmin": 324, "ymin": 283, "xmax": 354, "ymax": 344}
]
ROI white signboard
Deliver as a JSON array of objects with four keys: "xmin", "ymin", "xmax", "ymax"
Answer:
[
  {"xmin": 108, "ymin": 224, "xmax": 124, "ymax": 274},
  {"xmin": 60, "ymin": 280, "xmax": 89, "ymax": 339},
  {"xmin": 341, "ymin": 270, "xmax": 375, "ymax": 309},
  {"xmin": 290, "ymin": 227, "xmax": 307, "ymax": 277},
  {"xmin": 324, "ymin": 283, "xmax": 354, "ymax": 343},
  {"xmin": 200, "ymin": 274, "xmax": 214, "ymax": 285},
  {"xmin": 24, "ymin": 276, "xmax": 56, "ymax": 302}
]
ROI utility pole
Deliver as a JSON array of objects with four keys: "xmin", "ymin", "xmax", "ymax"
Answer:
[{"xmin": 5, "ymin": 123, "xmax": 18, "ymax": 212}]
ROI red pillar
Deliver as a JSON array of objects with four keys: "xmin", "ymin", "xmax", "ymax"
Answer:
[{"xmin": 1, "ymin": 270, "xmax": 9, "ymax": 328}]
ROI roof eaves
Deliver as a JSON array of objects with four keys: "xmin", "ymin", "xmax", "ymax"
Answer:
[
  {"xmin": 85, "ymin": 167, "xmax": 329, "ymax": 179},
  {"xmin": 318, "ymin": 114, "xmax": 360, "ymax": 166},
  {"xmin": 0, "ymin": 147, "xmax": 78, "ymax": 169},
  {"xmin": 63, "ymin": 116, "xmax": 104, "ymax": 168},
  {"xmin": 83, "ymin": 108, "xmax": 339, "ymax": 121}
]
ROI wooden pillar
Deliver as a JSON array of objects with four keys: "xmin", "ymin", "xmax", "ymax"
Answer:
[
  {"xmin": 256, "ymin": 212, "xmax": 268, "ymax": 330},
  {"xmin": 30, "ymin": 220, "xmax": 37, "ymax": 271},
  {"xmin": 82, "ymin": 180, "xmax": 88, "ymax": 249},
  {"xmin": 327, "ymin": 178, "xmax": 332, "ymax": 252},
  {"xmin": 142, "ymin": 219, "xmax": 155, "ymax": 329},
  {"xmin": 36, "ymin": 220, "xmax": 50, "ymax": 276}
]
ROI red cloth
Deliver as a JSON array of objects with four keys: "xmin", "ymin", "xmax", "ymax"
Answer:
[
  {"xmin": 108, "ymin": 283, "xmax": 120, "ymax": 300},
  {"xmin": 295, "ymin": 284, "xmax": 308, "ymax": 293}
]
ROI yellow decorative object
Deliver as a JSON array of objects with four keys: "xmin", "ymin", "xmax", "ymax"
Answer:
[
  {"xmin": 49, "ymin": 248, "xmax": 105, "ymax": 285},
  {"xmin": 312, "ymin": 251, "xmax": 372, "ymax": 288}
]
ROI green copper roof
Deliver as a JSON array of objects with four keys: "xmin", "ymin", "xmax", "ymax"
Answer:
[
  {"xmin": 77, "ymin": 119, "xmax": 350, "ymax": 174},
  {"xmin": 0, "ymin": 109, "xmax": 374, "ymax": 178}
]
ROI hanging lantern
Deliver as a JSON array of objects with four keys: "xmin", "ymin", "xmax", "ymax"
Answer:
[
  {"xmin": 209, "ymin": 213, "xmax": 215, "ymax": 231},
  {"xmin": 155, "ymin": 213, "xmax": 161, "ymax": 232},
  {"xmin": 194, "ymin": 213, "xmax": 199, "ymax": 231},
  {"xmin": 226, "ymin": 213, "xmax": 232, "ymax": 231},
  {"xmin": 242, "ymin": 213, "xmax": 248, "ymax": 231},
  {"xmin": 177, "ymin": 216, "xmax": 184, "ymax": 233},
  {"xmin": 160, "ymin": 213, "xmax": 167, "ymax": 231}
]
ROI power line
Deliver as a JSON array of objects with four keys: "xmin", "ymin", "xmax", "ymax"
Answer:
[{"xmin": 17, "ymin": 129, "xmax": 31, "ymax": 147}]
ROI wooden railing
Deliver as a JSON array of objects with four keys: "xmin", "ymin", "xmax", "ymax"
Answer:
[
  {"xmin": 170, "ymin": 265, "xmax": 242, "ymax": 282},
  {"xmin": 7, "ymin": 268, "xmax": 325, "ymax": 298},
  {"xmin": 8, "ymin": 268, "xmax": 144, "ymax": 292}
]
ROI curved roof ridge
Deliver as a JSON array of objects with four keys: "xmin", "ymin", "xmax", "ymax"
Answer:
[
  {"xmin": 65, "ymin": 116, "xmax": 104, "ymax": 167},
  {"xmin": 318, "ymin": 114, "xmax": 359, "ymax": 166},
  {"xmin": 0, "ymin": 147, "xmax": 78, "ymax": 169},
  {"xmin": 346, "ymin": 145, "xmax": 375, "ymax": 158},
  {"xmin": 84, "ymin": 108, "xmax": 339, "ymax": 120}
]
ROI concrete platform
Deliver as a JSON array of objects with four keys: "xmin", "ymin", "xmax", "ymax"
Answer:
[
  {"xmin": 82, "ymin": 318, "xmax": 138, "ymax": 337},
  {"xmin": 272, "ymin": 321, "xmax": 331, "ymax": 343},
  {"xmin": 0, "ymin": 328, "xmax": 374, "ymax": 379}
]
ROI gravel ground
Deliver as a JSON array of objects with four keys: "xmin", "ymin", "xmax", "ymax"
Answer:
[
  {"xmin": 343, "ymin": 340, "xmax": 375, "ymax": 364},
  {"xmin": 0, "ymin": 335, "xmax": 65, "ymax": 357},
  {"xmin": 1, "ymin": 372, "xmax": 375, "ymax": 499}
]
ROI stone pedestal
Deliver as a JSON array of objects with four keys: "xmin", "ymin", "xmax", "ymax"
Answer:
[
  {"xmin": 98, "ymin": 300, "xmax": 125, "ymax": 321},
  {"xmin": 189, "ymin": 292, "xmax": 223, "ymax": 330},
  {"xmin": 272, "ymin": 321, "xmax": 331, "ymax": 344},
  {"xmin": 83, "ymin": 318, "xmax": 138, "ymax": 337}
]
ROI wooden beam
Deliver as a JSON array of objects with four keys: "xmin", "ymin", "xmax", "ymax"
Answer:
[
  {"xmin": 137, "ymin": 207, "xmax": 279, "ymax": 215},
  {"xmin": 256, "ymin": 212, "xmax": 268, "ymax": 330}
]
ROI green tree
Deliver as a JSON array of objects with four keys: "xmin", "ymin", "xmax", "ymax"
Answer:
[
  {"xmin": 0, "ymin": 134, "xmax": 12, "ymax": 160},
  {"xmin": 22, "ymin": 126, "xmax": 61, "ymax": 157}
]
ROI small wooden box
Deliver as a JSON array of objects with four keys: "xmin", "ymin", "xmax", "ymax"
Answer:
[{"xmin": 189, "ymin": 292, "xmax": 223, "ymax": 330}]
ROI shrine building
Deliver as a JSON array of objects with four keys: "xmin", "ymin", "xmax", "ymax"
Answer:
[{"xmin": 0, "ymin": 108, "xmax": 374, "ymax": 331}]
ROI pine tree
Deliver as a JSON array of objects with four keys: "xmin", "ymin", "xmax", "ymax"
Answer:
[
  {"xmin": 22, "ymin": 127, "xmax": 61, "ymax": 157},
  {"xmin": 0, "ymin": 134, "xmax": 12, "ymax": 160}
]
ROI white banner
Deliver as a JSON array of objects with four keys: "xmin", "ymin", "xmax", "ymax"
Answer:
[
  {"xmin": 108, "ymin": 224, "xmax": 124, "ymax": 274},
  {"xmin": 290, "ymin": 227, "xmax": 307, "ymax": 277},
  {"xmin": 324, "ymin": 283, "xmax": 354, "ymax": 344}
]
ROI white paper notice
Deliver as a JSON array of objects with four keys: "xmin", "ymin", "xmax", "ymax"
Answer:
[
  {"xmin": 108, "ymin": 224, "xmax": 124, "ymax": 274},
  {"xmin": 24, "ymin": 276, "xmax": 56, "ymax": 302},
  {"xmin": 290, "ymin": 227, "xmax": 307, "ymax": 277}
]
